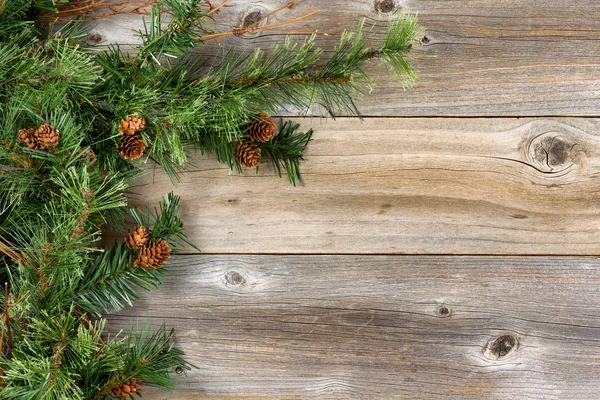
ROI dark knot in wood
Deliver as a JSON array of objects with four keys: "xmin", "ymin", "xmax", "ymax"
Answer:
[
  {"xmin": 533, "ymin": 134, "xmax": 575, "ymax": 171},
  {"xmin": 524, "ymin": 129, "xmax": 585, "ymax": 175},
  {"xmin": 243, "ymin": 10, "xmax": 264, "ymax": 28},
  {"xmin": 224, "ymin": 271, "xmax": 246, "ymax": 287},
  {"xmin": 374, "ymin": 0, "xmax": 399, "ymax": 14},
  {"xmin": 486, "ymin": 334, "xmax": 518, "ymax": 359},
  {"xmin": 86, "ymin": 32, "xmax": 104, "ymax": 45},
  {"xmin": 437, "ymin": 305, "xmax": 452, "ymax": 317},
  {"xmin": 239, "ymin": 6, "xmax": 268, "ymax": 38}
]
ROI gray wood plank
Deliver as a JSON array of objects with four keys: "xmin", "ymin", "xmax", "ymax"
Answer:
[
  {"xmin": 109, "ymin": 254, "xmax": 600, "ymax": 399},
  {"xmin": 84, "ymin": 0, "xmax": 600, "ymax": 116},
  {"xmin": 122, "ymin": 117, "xmax": 600, "ymax": 255}
]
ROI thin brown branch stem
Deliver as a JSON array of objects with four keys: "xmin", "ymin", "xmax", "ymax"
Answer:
[
  {"xmin": 201, "ymin": 9, "xmax": 320, "ymax": 42},
  {"xmin": 208, "ymin": 0, "xmax": 230, "ymax": 14},
  {"xmin": 4, "ymin": 283, "xmax": 12, "ymax": 360}
]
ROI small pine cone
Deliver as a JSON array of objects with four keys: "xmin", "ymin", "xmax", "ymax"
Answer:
[
  {"xmin": 135, "ymin": 239, "xmax": 171, "ymax": 269},
  {"xmin": 112, "ymin": 380, "xmax": 142, "ymax": 398},
  {"xmin": 234, "ymin": 142, "xmax": 261, "ymax": 168},
  {"xmin": 125, "ymin": 226, "xmax": 149, "ymax": 249},
  {"xmin": 17, "ymin": 128, "xmax": 37, "ymax": 149},
  {"xmin": 120, "ymin": 115, "xmax": 146, "ymax": 135},
  {"xmin": 35, "ymin": 123, "xmax": 60, "ymax": 151},
  {"xmin": 118, "ymin": 133, "xmax": 146, "ymax": 160},
  {"xmin": 249, "ymin": 114, "xmax": 276, "ymax": 142}
]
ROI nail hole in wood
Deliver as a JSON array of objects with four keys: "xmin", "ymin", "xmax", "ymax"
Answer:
[
  {"xmin": 224, "ymin": 271, "xmax": 246, "ymax": 287},
  {"xmin": 420, "ymin": 36, "xmax": 430, "ymax": 45},
  {"xmin": 373, "ymin": 0, "xmax": 399, "ymax": 14},
  {"xmin": 175, "ymin": 366, "xmax": 184, "ymax": 375},
  {"xmin": 486, "ymin": 334, "xmax": 518, "ymax": 359}
]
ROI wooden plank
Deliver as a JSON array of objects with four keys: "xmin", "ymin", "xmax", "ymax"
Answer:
[
  {"xmin": 124, "ymin": 117, "xmax": 600, "ymax": 255},
  {"xmin": 109, "ymin": 254, "xmax": 600, "ymax": 399},
  {"xmin": 84, "ymin": 0, "xmax": 600, "ymax": 116}
]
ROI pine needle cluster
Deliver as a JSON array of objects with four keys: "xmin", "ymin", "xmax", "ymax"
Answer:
[{"xmin": 0, "ymin": 0, "xmax": 423, "ymax": 397}]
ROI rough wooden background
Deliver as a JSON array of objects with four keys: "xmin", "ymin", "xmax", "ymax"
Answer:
[{"xmin": 98, "ymin": 0, "xmax": 600, "ymax": 398}]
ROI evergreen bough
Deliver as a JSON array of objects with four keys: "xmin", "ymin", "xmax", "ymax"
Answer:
[{"xmin": 0, "ymin": 0, "xmax": 423, "ymax": 398}]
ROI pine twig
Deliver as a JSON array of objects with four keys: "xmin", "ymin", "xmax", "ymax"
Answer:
[
  {"xmin": 207, "ymin": 0, "xmax": 230, "ymax": 15},
  {"xmin": 201, "ymin": 1, "xmax": 320, "ymax": 42},
  {"xmin": 4, "ymin": 283, "xmax": 12, "ymax": 360}
]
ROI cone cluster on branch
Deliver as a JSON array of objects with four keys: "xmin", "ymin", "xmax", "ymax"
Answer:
[
  {"xmin": 118, "ymin": 115, "xmax": 146, "ymax": 160},
  {"xmin": 234, "ymin": 114, "xmax": 278, "ymax": 168},
  {"xmin": 16, "ymin": 123, "xmax": 60, "ymax": 151},
  {"xmin": 125, "ymin": 226, "xmax": 171, "ymax": 269},
  {"xmin": 111, "ymin": 380, "xmax": 143, "ymax": 399}
]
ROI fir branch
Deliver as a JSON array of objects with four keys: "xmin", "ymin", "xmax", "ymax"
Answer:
[
  {"xmin": 73, "ymin": 241, "xmax": 167, "ymax": 316},
  {"xmin": 256, "ymin": 120, "xmax": 313, "ymax": 186}
]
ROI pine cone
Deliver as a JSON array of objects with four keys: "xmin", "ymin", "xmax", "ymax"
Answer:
[
  {"xmin": 112, "ymin": 380, "xmax": 143, "ymax": 399},
  {"xmin": 118, "ymin": 133, "xmax": 146, "ymax": 160},
  {"xmin": 125, "ymin": 226, "xmax": 149, "ymax": 249},
  {"xmin": 35, "ymin": 123, "xmax": 60, "ymax": 151},
  {"xmin": 235, "ymin": 142, "xmax": 261, "ymax": 168},
  {"xmin": 17, "ymin": 128, "xmax": 37, "ymax": 149},
  {"xmin": 249, "ymin": 113, "xmax": 276, "ymax": 142},
  {"xmin": 120, "ymin": 115, "xmax": 146, "ymax": 135},
  {"xmin": 135, "ymin": 239, "xmax": 171, "ymax": 269}
]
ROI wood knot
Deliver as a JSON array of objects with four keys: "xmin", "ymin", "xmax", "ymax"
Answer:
[
  {"xmin": 373, "ymin": 0, "xmax": 399, "ymax": 14},
  {"xmin": 532, "ymin": 134, "xmax": 578, "ymax": 172},
  {"xmin": 522, "ymin": 127, "xmax": 587, "ymax": 175},
  {"xmin": 437, "ymin": 305, "xmax": 452, "ymax": 317},
  {"xmin": 224, "ymin": 271, "xmax": 246, "ymax": 287},
  {"xmin": 86, "ymin": 32, "xmax": 104, "ymax": 45},
  {"xmin": 238, "ymin": 6, "xmax": 268, "ymax": 38},
  {"xmin": 420, "ymin": 36, "xmax": 431, "ymax": 45},
  {"xmin": 484, "ymin": 334, "xmax": 519, "ymax": 360}
]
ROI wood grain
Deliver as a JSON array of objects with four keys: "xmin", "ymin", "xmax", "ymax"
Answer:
[
  {"xmin": 85, "ymin": 0, "xmax": 600, "ymax": 116},
  {"xmin": 109, "ymin": 254, "xmax": 600, "ymax": 399},
  {"xmin": 124, "ymin": 117, "xmax": 600, "ymax": 255}
]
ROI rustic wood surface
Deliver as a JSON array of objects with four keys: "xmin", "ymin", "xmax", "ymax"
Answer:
[
  {"xmin": 86, "ymin": 0, "xmax": 600, "ymax": 116},
  {"xmin": 125, "ymin": 117, "xmax": 600, "ymax": 255},
  {"xmin": 110, "ymin": 255, "xmax": 600, "ymax": 399},
  {"xmin": 95, "ymin": 0, "xmax": 600, "ymax": 398}
]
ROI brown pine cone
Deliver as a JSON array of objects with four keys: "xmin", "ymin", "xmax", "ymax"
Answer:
[
  {"xmin": 118, "ymin": 133, "xmax": 146, "ymax": 160},
  {"xmin": 125, "ymin": 226, "xmax": 149, "ymax": 249},
  {"xmin": 120, "ymin": 115, "xmax": 146, "ymax": 135},
  {"xmin": 112, "ymin": 380, "xmax": 143, "ymax": 399},
  {"xmin": 35, "ymin": 123, "xmax": 60, "ymax": 151},
  {"xmin": 17, "ymin": 128, "xmax": 37, "ymax": 149},
  {"xmin": 135, "ymin": 239, "xmax": 171, "ymax": 269},
  {"xmin": 249, "ymin": 113, "xmax": 276, "ymax": 142},
  {"xmin": 235, "ymin": 141, "xmax": 261, "ymax": 168}
]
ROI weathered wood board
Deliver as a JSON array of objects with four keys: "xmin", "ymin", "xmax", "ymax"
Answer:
[
  {"xmin": 110, "ymin": 255, "xmax": 600, "ymax": 399},
  {"xmin": 94, "ymin": 0, "xmax": 600, "ymax": 398},
  {"xmin": 126, "ymin": 117, "xmax": 600, "ymax": 255},
  {"xmin": 86, "ymin": 0, "xmax": 600, "ymax": 116}
]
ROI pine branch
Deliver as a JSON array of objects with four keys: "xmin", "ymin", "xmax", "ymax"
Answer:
[
  {"xmin": 256, "ymin": 120, "xmax": 313, "ymax": 186},
  {"xmin": 73, "ymin": 241, "xmax": 167, "ymax": 317}
]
